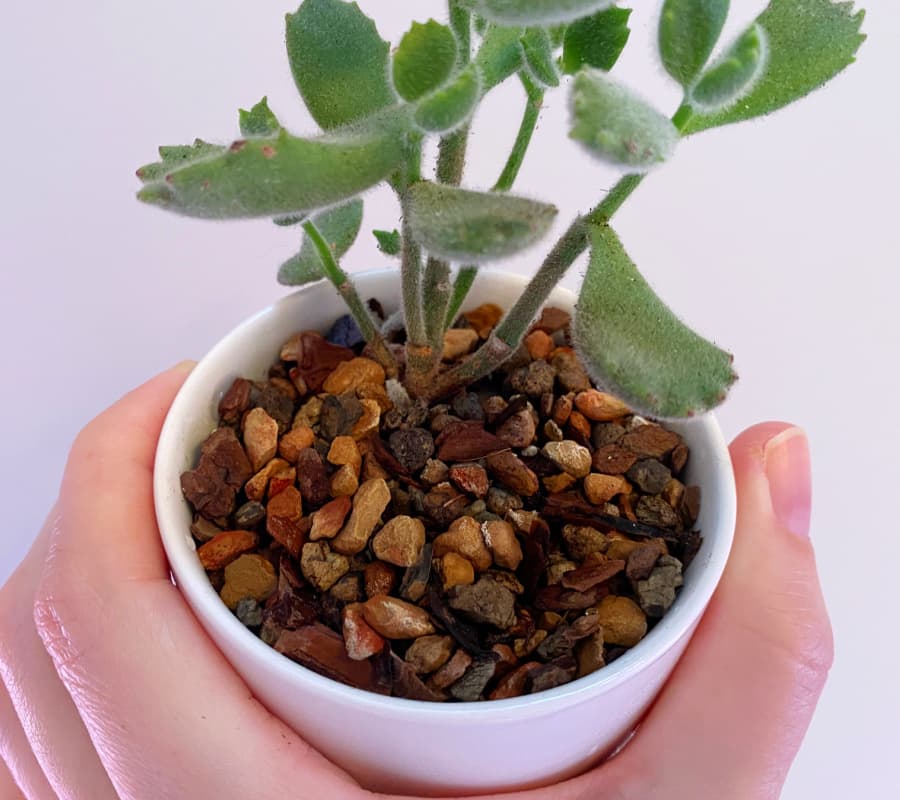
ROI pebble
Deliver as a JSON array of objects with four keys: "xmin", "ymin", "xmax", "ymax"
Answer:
[
  {"xmin": 496, "ymin": 407, "xmax": 537, "ymax": 448},
  {"xmin": 576, "ymin": 630, "xmax": 606, "ymax": 677},
  {"xmin": 255, "ymin": 385, "xmax": 294, "ymax": 434},
  {"xmin": 220, "ymin": 554, "xmax": 277, "ymax": 610},
  {"xmin": 506, "ymin": 508, "xmax": 538, "ymax": 533},
  {"xmin": 449, "ymin": 656, "xmax": 500, "ymax": 702},
  {"xmin": 551, "ymin": 394, "xmax": 574, "ymax": 426},
  {"xmin": 436, "ymin": 421, "xmax": 505, "ymax": 461},
  {"xmin": 443, "ymin": 329, "xmax": 479, "ymax": 360},
  {"xmin": 636, "ymin": 495, "xmax": 680, "ymax": 529},
  {"xmin": 574, "ymin": 389, "xmax": 630, "ymax": 422},
  {"xmin": 323, "ymin": 357, "xmax": 386, "ymax": 394},
  {"xmin": 561, "ymin": 558, "xmax": 625, "ymax": 592},
  {"xmin": 242, "ymin": 408, "xmax": 279, "ymax": 472},
  {"xmin": 296, "ymin": 448, "xmax": 331, "ymax": 509},
  {"xmin": 514, "ymin": 629, "xmax": 549, "ymax": 658},
  {"xmin": 542, "ymin": 441, "xmax": 592, "ymax": 478},
  {"xmin": 198, "ymin": 530, "xmax": 258, "ymax": 571},
  {"xmin": 234, "ymin": 500, "xmax": 266, "ymax": 529},
  {"xmin": 327, "ymin": 436, "xmax": 362, "ymax": 475},
  {"xmin": 592, "ymin": 444, "xmax": 638, "ymax": 475},
  {"xmin": 362, "ymin": 595, "xmax": 436, "ymax": 639},
  {"xmin": 329, "ymin": 574, "xmax": 362, "ymax": 604},
  {"xmin": 584, "ymin": 473, "xmax": 632, "ymax": 505},
  {"xmin": 592, "ymin": 422, "xmax": 626, "ymax": 449},
  {"xmin": 543, "ymin": 419, "xmax": 564, "ymax": 442},
  {"xmin": 294, "ymin": 395, "xmax": 322, "ymax": 428},
  {"xmin": 594, "ymin": 595, "xmax": 648, "ymax": 647},
  {"xmin": 527, "ymin": 658, "xmax": 577, "ymax": 693},
  {"xmin": 389, "ymin": 428, "xmax": 435, "ymax": 473},
  {"xmin": 330, "ymin": 464, "xmax": 359, "ymax": 498},
  {"xmin": 439, "ymin": 552, "xmax": 476, "ymax": 590},
  {"xmin": 449, "ymin": 463, "xmax": 490, "ymax": 498},
  {"xmin": 399, "ymin": 542, "xmax": 433, "ymax": 602},
  {"xmin": 421, "ymin": 459, "xmax": 450, "ymax": 486},
  {"xmin": 405, "ymin": 635, "xmax": 454, "ymax": 674},
  {"xmin": 536, "ymin": 613, "xmax": 601, "ymax": 660},
  {"xmin": 621, "ymin": 425, "xmax": 682, "ymax": 459},
  {"xmin": 266, "ymin": 485, "xmax": 305, "ymax": 557},
  {"xmin": 562, "ymin": 524, "xmax": 609, "ymax": 561},
  {"xmin": 423, "ymin": 484, "xmax": 469, "ymax": 525},
  {"xmin": 191, "ymin": 516, "xmax": 222, "ymax": 543},
  {"xmin": 182, "ymin": 428, "xmax": 252, "ymax": 517},
  {"xmin": 551, "ymin": 349, "xmax": 590, "ymax": 393},
  {"xmin": 463, "ymin": 303, "xmax": 503, "ymax": 338},
  {"xmin": 342, "ymin": 603, "xmax": 386, "ymax": 661},
  {"xmin": 351, "ymin": 399, "xmax": 382, "ymax": 440},
  {"xmin": 486, "ymin": 451, "xmax": 539, "ymax": 496},
  {"xmin": 372, "ymin": 516, "xmax": 426, "ymax": 567},
  {"xmin": 235, "ymin": 598, "xmax": 264, "ymax": 628},
  {"xmin": 331, "ymin": 478, "xmax": 391, "ymax": 555},
  {"xmin": 244, "ymin": 458, "xmax": 288, "ymax": 503},
  {"xmin": 481, "ymin": 520, "xmax": 523, "ymax": 570},
  {"xmin": 627, "ymin": 544, "xmax": 662, "ymax": 582},
  {"xmin": 510, "ymin": 360, "xmax": 556, "ymax": 397},
  {"xmin": 365, "ymin": 560, "xmax": 398, "ymax": 598},
  {"xmin": 636, "ymin": 556, "xmax": 684, "ymax": 617},
  {"xmin": 429, "ymin": 649, "xmax": 473, "ymax": 690},
  {"xmin": 490, "ymin": 662, "xmax": 540, "ymax": 700},
  {"xmin": 627, "ymin": 459, "xmax": 673, "ymax": 495},
  {"xmin": 524, "ymin": 330, "xmax": 554, "ymax": 361},
  {"xmin": 671, "ymin": 443, "xmax": 690, "ymax": 475},
  {"xmin": 532, "ymin": 307, "xmax": 571, "ymax": 334},
  {"xmin": 448, "ymin": 577, "xmax": 517, "ymax": 629},
  {"xmin": 486, "ymin": 487, "xmax": 523, "ymax": 516},
  {"xmin": 451, "ymin": 392, "xmax": 485, "ymax": 421},
  {"xmin": 546, "ymin": 552, "xmax": 578, "ymax": 585},
  {"xmin": 309, "ymin": 497, "xmax": 353, "ymax": 542},
  {"xmin": 218, "ymin": 378, "xmax": 251, "ymax": 424},
  {"xmin": 433, "ymin": 516, "xmax": 493, "ymax": 572},
  {"xmin": 301, "ymin": 542, "xmax": 350, "ymax": 592},
  {"xmin": 543, "ymin": 473, "xmax": 576, "ymax": 494},
  {"xmin": 431, "ymin": 412, "xmax": 462, "ymax": 434}
]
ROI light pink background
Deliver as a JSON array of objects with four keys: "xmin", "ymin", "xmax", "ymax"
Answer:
[{"xmin": 1, "ymin": 1, "xmax": 897, "ymax": 796}]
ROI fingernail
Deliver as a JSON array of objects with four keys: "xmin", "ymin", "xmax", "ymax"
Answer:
[
  {"xmin": 764, "ymin": 427, "xmax": 812, "ymax": 538},
  {"xmin": 171, "ymin": 359, "xmax": 197, "ymax": 374}
]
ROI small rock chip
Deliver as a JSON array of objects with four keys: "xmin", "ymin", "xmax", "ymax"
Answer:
[
  {"xmin": 527, "ymin": 658, "xmax": 577, "ymax": 693},
  {"xmin": 636, "ymin": 495, "xmax": 681, "ymax": 529},
  {"xmin": 266, "ymin": 486, "xmax": 305, "ymax": 557},
  {"xmin": 430, "ymin": 412, "xmax": 462, "ymax": 434},
  {"xmin": 235, "ymin": 597, "xmax": 263, "ymax": 628},
  {"xmin": 301, "ymin": 542, "xmax": 350, "ymax": 592},
  {"xmin": 621, "ymin": 425, "xmax": 682, "ymax": 459},
  {"xmin": 244, "ymin": 457, "xmax": 289, "ymax": 502},
  {"xmin": 436, "ymin": 421, "xmax": 506, "ymax": 461},
  {"xmin": 626, "ymin": 544, "xmax": 662, "ymax": 582},
  {"xmin": 542, "ymin": 441, "xmax": 592, "ymax": 478},
  {"xmin": 506, "ymin": 508, "xmax": 539, "ymax": 533},
  {"xmin": 543, "ymin": 419, "xmax": 564, "ymax": 442},
  {"xmin": 486, "ymin": 451, "xmax": 539, "ymax": 496},
  {"xmin": 532, "ymin": 306, "xmax": 571, "ymax": 334},
  {"xmin": 594, "ymin": 595, "xmax": 648, "ymax": 647},
  {"xmin": 547, "ymin": 552, "xmax": 578, "ymax": 586},
  {"xmin": 536, "ymin": 613, "xmax": 601, "ymax": 660},
  {"xmin": 592, "ymin": 423, "xmax": 626, "ymax": 449},
  {"xmin": 291, "ymin": 333, "xmax": 356, "ymax": 392},
  {"xmin": 342, "ymin": 603, "xmax": 386, "ymax": 661},
  {"xmin": 662, "ymin": 478, "xmax": 686, "ymax": 510},
  {"xmin": 514, "ymin": 629, "xmax": 549, "ymax": 658},
  {"xmin": 496, "ymin": 408, "xmax": 537, "ymax": 449},
  {"xmin": 351, "ymin": 399, "xmax": 382, "ymax": 440},
  {"xmin": 574, "ymin": 390, "xmax": 630, "ymax": 422},
  {"xmin": 255, "ymin": 385, "xmax": 294, "ymax": 434},
  {"xmin": 182, "ymin": 428, "xmax": 252, "ymax": 518},
  {"xmin": 482, "ymin": 519, "xmax": 523, "ymax": 570},
  {"xmin": 561, "ymin": 559, "xmax": 625, "ymax": 592},
  {"xmin": 592, "ymin": 444, "xmax": 638, "ymax": 476},
  {"xmin": 636, "ymin": 555, "xmax": 684, "ymax": 618},
  {"xmin": 552, "ymin": 394, "xmax": 574, "ymax": 426},
  {"xmin": 443, "ymin": 328, "xmax": 479, "ymax": 360},
  {"xmin": 327, "ymin": 314, "xmax": 365, "ymax": 349},
  {"xmin": 218, "ymin": 378, "xmax": 251, "ymax": 424},
  {"xmin": 275, "ymin": 623, "xmax": 379, "ymax": 693},
  {"xmin": 551, "ymin": 349, "xmax": 591, "ymax": 393},
  {"xmin": 627, "ymin": 459, "xmax": 673, "ymax": 495},
  {"xmin": 362, "ymin": 595, "xmax": 436, "ymax": 639},
  {"xmin": 449, "ymin": 463, "xmax": 490, "ymax": 498},
  {"xmin": 190, "ymin": 516, "xmax": 222, "ymax": 543},
  {"xmin": 543, "ymin": 473, "xmax": 576, "ymax": 494},
  {"xmin": 679, "ymin": 485, "xmax": 702, "ymax": 527},
  {"xmin": 405, "ymin": 635, "xmax": 454, "ymax": 674},
  {"xmin": 562, "ymin": 524, "xmax": 609, "ymax": 561},
  {"xmin": 421, "ymin": 459, "xmax": 450, "ymax": 486},
  {"xmin": 584, "ymin": 474, "xmax": 632, "ymax": 505},
  {"xmin": 323, "ymin": 357, "xmax": 386, "ymax": 395},
  {"xmin": 486, "ymin": 487, "xmax": 523, "ymax": 516},
  {"xmin": 242, "ymin": 408, "xmax": 279, "ymax": 472},
  {"xmin": 329, "ymin": 574, "xmax": 362, "ymax": 604},
  {"xmin": 389, "ymin": 428, "xmax": 435, "ymax": 473},
  {"xmin": 320, "ymin": 394, "xmax": 364, "ymax": 441},
  {"xmin": 198, "ymin": 530, "xmax": 258, "ymax": 571},
  {"xmin": 399, "ymin": 543, "xmax": 432, "ymax": 602},
  {"xmin": 327, "ymin": 436, "xmax": 362, "ymax": 474},
  {"xmin": 439, "ymin": 552, "xmax": 476, "ymax": 590},
  {"xmin": 365, "ymin": 560, "xmax": 399, "ymax": 599},
  {"xmin": 524, "ymin": 329, "xmax": 555, "ymax": 361},
  {"xmin": 449, "ymin": 655, "xmax": 501, "ymax": 702},
  {"xmin": 310, "ymin": 495, "xmax": 352, "ymax": 541},
  {"xmin": 296, "ymin": 448, "xmax": 334, "ymax": 509},
  {"xmin": 433, "ymin": 516, "xmax": 492, "ymax": 572},
  {"xmin": 294, "ymin": 395, "xmax": 322, "ymax": 428},
  {"xmin": 567, "ymin": 410, "xmax": 592, "ymax": 440},
  {"xmin": 220, "ymin": 554, "xmax": 277, "ymax": 610},
  {"xmin": 279, "ymin": 333, "xmax": 304, "ymax": 362},
  {"xmin": 490, "ymin": 662, "xmax": 541, "ymax": 700},
  {"xmin": 605, "ymin": 537, "xmax": 643, "ymax": 562},
  {"xmin": 330, "ymin": 464, "xmax": 359, "ymax": 498},
  {"xmin": 332, "ymin": 478, "xmax": 391, "ymax": 555},
  {"xmin": 422, "ymin": 483, "xmax": 469, "ymax": 526},
  {"xmin": 671, "ymin": 442, "xmax": 690, "ymax": 475},
  {"xmin": 451, "ymin": 392, "xmax": 485, "ymax": 421},
  {"xmin": 463, "ymin": 303, "xmax": 504, "ymax": 338},
  {"xmin": 576, "ymin": 631, "xmax": 606, "ymax": 678},
  {"xmin": 448, "ymin": 578, "xmax": 516, "ymax": 629},
  {"xmin": 429, "ymin": 649, "xmax": 473, "ymax": 691},
  {"xmin": 510, "ymin": 360, "xmax": 556, "ymax": 397},
  {"xmin": 372, "ymin": 516, "xmax": 426, "ymax": 567}
]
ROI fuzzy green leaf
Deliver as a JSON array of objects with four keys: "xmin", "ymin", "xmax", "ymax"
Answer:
[
  {"xmin": 286, "ymin": 0, "xmax": 394, "ymax": 130},
  {"xmin": 414, "ymin": 65, "xmax": 482, "ymax": 133},
  {"xmin": 685, "ymin": 0, "xmax": 865, "ymax": 133},
  {"xmin": 471, "ymin": 0, "xmax": 615, "ymax": 26},
  {"xmin": 278, "ymin": 200, "xmax": 364, "ymax": 286},
  {"xmin": 136, "ymin": 140, "xmax": 225, "ymax": 183},
  {"xmin": 404, "ymin": 182, "xmax": 557, "ymax": 262},
  {"xmin": 521, "ymin": 28, "xmax": 560, "ymax": 88},
  {"xmin": 374, "ymin": 229, "xmax": 403, "ymax": 256},
  {"xmin": 659, "ymin": 0, "xmax": 730, "ymax": 88},
  {"xmin": 239, "ymin": 97, "xmax": 281, "ymax": 137},
  {"xmin": 574, "ymin": 225, "xmax": 736, "ymax": 417},
  {"xmin": 137, "ymin": 122, "xmax": 405, "ymax": 220},
  {"xmin": 561, "ymin": 7, "xmax": 632, "ymax": 74},
  {"xmin": 691, "ymin": 24, "xmax": 767, "ymax": 111},
  {"xmin": 570, "ymin": 70, "xmax": 678, "ymax": 171},
  {"xmin": 393, "ymin": 20, "xmax": 458, "ymax": 102},
  {"xmin": 476, "ymin": 25, "xmax": 524, "ymax": 90},
  {"xmin": 273, "ymin": 214, "xmax": 307, "ymax": 227}
]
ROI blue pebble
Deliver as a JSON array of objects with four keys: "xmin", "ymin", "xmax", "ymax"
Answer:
[{"xmin": 327, "ymin": 315, "xmax": 365, "ymax": 348}]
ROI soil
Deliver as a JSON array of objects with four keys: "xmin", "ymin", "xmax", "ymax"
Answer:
[{"xmin": 181, "ymin": 303, "xmax": 703, "ymax": 702}]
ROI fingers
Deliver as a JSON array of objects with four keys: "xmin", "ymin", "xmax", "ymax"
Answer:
[
  {"xmin": 0, "ymin": 757, "xmax": 27, "ymax": 800},
  {"xmin": 612, "ymin": 422, "xmax": 832, "ymax": 799},
  {"xmin": 0, "ymin": 520, "xmax": 118, "ymax": 800},
  {"xmin": 0, "ymin": 683, "xmax": 55, "ymax": 800},
  {"xmin": 34, "ymin": 365, "xmax": 360, "ymax": 800}
]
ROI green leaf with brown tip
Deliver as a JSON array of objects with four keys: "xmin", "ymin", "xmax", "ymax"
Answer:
[
  {"xmin": 404, "ymin": 182, "xmax": 557, "ymax": 262},
  {"xmin": 561, "ymin": 6, "xmax": 632, "ymax": 74},
  {"xmin": 278, "ymin": 200, "xmax": 364, "ymax": 286},
  {"xmin": 471, "ymin": 0, "xmax": 615, "ymax": 26},
  {"xmin": 574, "ymin": 225, "xmax": 736, "ymax": 418},
  {"xmin": 414, "ymin": 65, "xmax": 482, "ymax": 133},
  {"xmin": 658, "ymin": 0, "xmax": 730, "ymax": 88},
  {"xmin": 684, "ymin": 0, "xmax": 866, "ymax": 133},
  {"xmin": 691, "ymin": 24, "xmax": 767, "ymax": 112},
  {"xmin": 137, "ymin": 121, "xmax": 405, "ymax": 220},
  {"xmin": 286, "ymin": 0, "xmax": 394, "ymax": 130},
  {"xmin": 239, "ymin": 97, "xmax": 281, "ymax": 137},
  {"xmin": 393, "ymin": 20, "xmax": 458, "ymax": 102}
]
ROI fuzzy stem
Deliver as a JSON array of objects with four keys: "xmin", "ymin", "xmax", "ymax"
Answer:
[
  {"xmin": 449, "ymin": 1, "xmax": 471, "ymax": 60},
  {"xmin": 302, "ymin": 221, "xmax": 398, "ymax": 376},
  {"xmin": 423, "ymin": 256, "xmax": 453, "ymax": 346},
  {"xmin": 494, "ymin": 74, "xmax": 545, "ymax": 192},
  {"xmin": 445, "ymin": 265, "xmax": 478, "ymax": 327}
]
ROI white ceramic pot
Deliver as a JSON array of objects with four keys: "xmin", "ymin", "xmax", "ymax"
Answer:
[{"xmin": 154, "ymin": 269, "xmax": 737, "ymax": 797}]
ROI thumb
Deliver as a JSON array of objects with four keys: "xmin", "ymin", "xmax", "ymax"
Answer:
[{"xmin": 611, "ymin": 422, "xmax": 833, "ymax": 800}]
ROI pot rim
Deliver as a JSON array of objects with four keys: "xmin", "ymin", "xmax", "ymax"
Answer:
[{"xmin": 154, "ymin": 267, "xmax": 737, "ymax": 720}]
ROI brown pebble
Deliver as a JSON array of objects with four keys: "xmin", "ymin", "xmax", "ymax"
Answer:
[
  {"xmin": 482, "ymin": 519, "xmax": 523, "ymax": 570},
  {"xmin": 372, "ymin": 516, "xmax": 426, "ymax": 567},
  {"xmin": 327, "ymin": 436, "xmax": 362, "ymax": 475},
  {"xmin": 626, "ymin": 544, "xmax": 662, "ymax": 581},
  {"xmin": 266, "ymin": 485, "xmax": 305, "ymax": 557},
  {"xmin": 542, "ymin": 441, "xmax": 592, "ymax": 478},
  {"xmin": 362, "ymin": 595, "xmax": 436, "ymax": 639},
  {"xmin": 562, "ymin": 524, "xmax": 609, "ymax": 561},
  {"xmin": 191, "ymin": 515, "xmax": 222, "ymax": 543},
  {"xmin": 449, "ymin": 463, "xmax": 490, "ymax": 498},
  {"xmin": 439, "ymin": 552, "xmax": 476, "ymax": 590},
  {"xmin": 636, "ymin": 495, "xmax": 681, "ymax": 529},
  {"xmin": 621, "ymin": 425, "xmax": 682, "ymax": 459},
  {"xmin": 543, "ymin": 473, "xmax": 576, "ymax": 493},
  {"xmin": 627, "ymin": 459, "xmax": 672, "ymax": 495},
  {"xmin": 279, "ymin": 426, "xmax": 315, "ymax": 463},
  {"xmin": 551, "ymin": 394, "xmax": 574, "ymax": 426},
  {"xmin": 671, "ymin": 442, "xmax": 690, "ymax": 475},
  {"xmin": 300, "ymin": 542, "xmax": 350, "ymax": 592},
  {"xmin": 574, "ymin": 390, "xmax": 630, "ymax": 422},
  {"xmin": 364, "ymin": 560, "xmax": 398, "ymax": 598},
  {"xmin": 342, "ymin": 603, "xmax": 386, "ymax": 661},
  {"xmin": 243, "ymin": 458, "xmax": 288, "ymax": 502},
  {"xmin": 330, "ymin": 464, "xmax": 359, "ymax": 498},
  {"xmin": 561, "ymin": 559, "xmax": 625, "ymax": 591},
  {"xmin": 443, "ymin": 328, "xmax": 479, "ymax": 360},
  {"xmin": 429, "ymin": 649, "xmax": 473, "ymax": 690},
  {"xmin": 296, "ymin": 448, "xmax": 332, "ymax": 508},
  {"xmin": 486, "ymin": 451, "xmax": 539, "ymax": 496},
  {"xmin": 490, "ymin": 662, "xmax": 540, "ymax": 700},
  {"xmin": 524, "ymin": 330, "xmax": 554, "ymax": 360},
  {"xmin": 463, "ymin": 303, "xmax": 504, "ymax": 338},
  {"xmin": 436, "ymin": 421, "xmax": 506, "ymax": 461},
  {"xmin": 592, "ymin": 444, "xmax": 638, "ymax": 475},
  {"xmin": 351, "ymin": 399, "xmax": 382, "ymax": 440},
  {"xmin": 583, "ymin": 473, "xmax": 632, "ymax": 505},
  {"xmin": 323, "ymin": 357, "xmax": 386, "ymax": 395},
  {"xmin": 496, "ymin": 407, "xmax": 538, "ymax": 449},
  {"xmin": 532, "ymin": 307, "xmax": 570, "ymax": 334},
  {"xmin": 594, "ymin": 595, "xmax": 647, "ymax": 647},
  {"xmin": 197, "ymin": 530, "xmax": 257, "ymax": 571},
  {"xmin": 309, "ymin": 495, "xmax": 352, "ymax": 541},
  {"xmin": 220, "ymin": 554, "xmax": 277, "ymax": 610},
  {"xmin": 551, "ymin": 349, "xmax": 591, "ymax": 393},
  {"xmin": 332, "ymin": 478, "xmax": 391, "ymax": 555},
  {"xmin": 433, "ymin": 516, "xmax": 492, "ymax": 572},
  {"xmin": 567, "ymin": 410, "xmax": 592, "ymax": 440},
  {"xmin": 218, "ymin": 378, "xmax": 251, "ymax": 424},
  {"xmin": 405, "ymin": 635, "xmax": 454, "ymax": 674},
  {"xmin": 448, "ymin": 577, "xmax": 516, "ymax": 629},
  {"xmin": 514, "ymin": 629, "xmax": 549, "ymax": 659},
  {"xmin": 242, "ymin": 408, "xmax": 279, "ymax": 472},
  {"xmin": 576, "ymin": 631, "xmax": 605, "ymax": 678}
]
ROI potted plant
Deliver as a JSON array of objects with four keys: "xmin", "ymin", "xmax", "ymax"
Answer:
[{"xmin": 146, "ymin": 0, "xmax": 864, "ymax": 794}]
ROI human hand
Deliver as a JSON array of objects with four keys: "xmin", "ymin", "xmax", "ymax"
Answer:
[{"xmin": 0, "ymin": 366, "xmax": 833, "ymax": 800}]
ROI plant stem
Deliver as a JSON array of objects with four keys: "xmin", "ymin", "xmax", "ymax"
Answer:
[
  {"xmin": 449, "ymin": 1, "xmax": 471, "ymax": 61},
  {"xmin": 302, "ymin": 220, "xmax": 398, "ymax": 376},
  {"xmin": 493, "ymin": 73, "xmax": 545, "ymax": 192},
  {"xmin": 445, "ymin": 265, "xmax": 478, "ymax": 327},
  {"xmin": 436, "ymin": 126, "xmax": 470, "ymax": 187},
  {"xmin": 423, "ymin": 256, "xmax": 453, "ymax": 346}
]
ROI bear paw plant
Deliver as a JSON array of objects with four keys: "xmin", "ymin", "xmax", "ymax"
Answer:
[{"xmin": 138, "ymin": 0, "xmax": 864, "ymax": 417}]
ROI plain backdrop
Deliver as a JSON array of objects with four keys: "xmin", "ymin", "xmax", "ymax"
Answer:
[{"xmin": 1, "ymin": 1, "xmax": 897, "ymax": 796}]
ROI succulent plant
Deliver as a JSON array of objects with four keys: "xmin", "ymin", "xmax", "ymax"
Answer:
[{"xmin": 137, "ymin": 0, "xmax": 865, "ymax": 417}]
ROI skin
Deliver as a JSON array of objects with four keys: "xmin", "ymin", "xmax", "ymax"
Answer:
[{"xmin": 0, "ymin": 365, "xmax": 833, "ymax": 800}]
